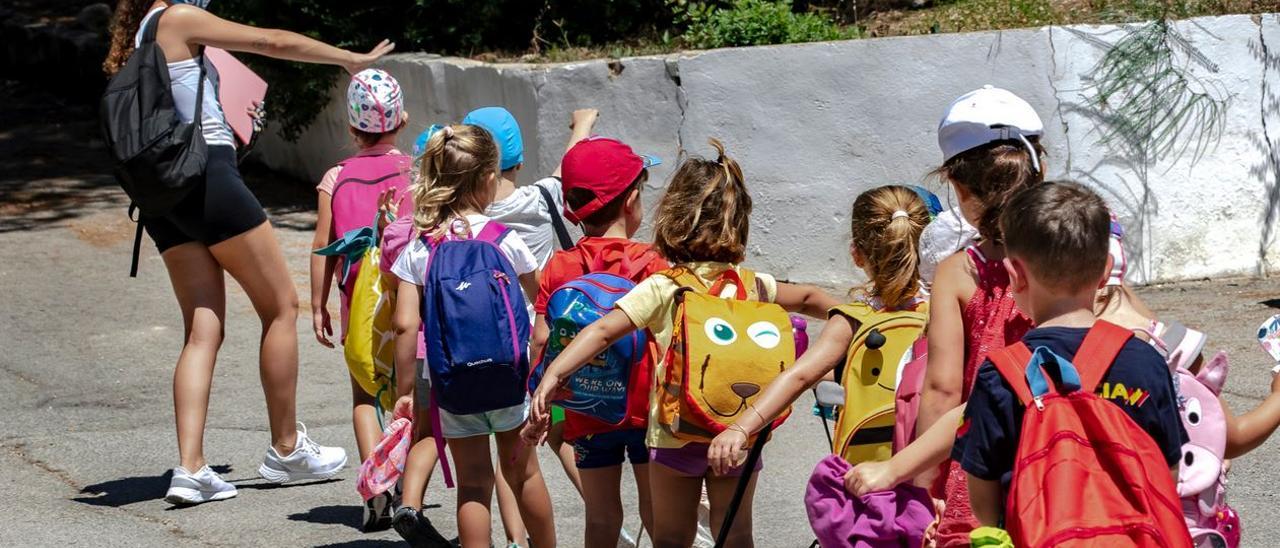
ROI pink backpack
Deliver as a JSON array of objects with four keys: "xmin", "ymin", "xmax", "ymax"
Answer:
[{"xmin": 330, "ymin": 153, "xmax": 414, "ymax": 307}]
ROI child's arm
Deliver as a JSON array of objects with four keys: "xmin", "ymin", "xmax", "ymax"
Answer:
[
  {"xmin": 519, "ymin": 271, "xmax": 541, "ymax": 306},
  {"xmin": 1224, "ymin": 373, "xmax": 1280, "ymax": 458},
  {"xmin": 967, "ymin": 475, "xmax": 1003, "ymax": 527},
  {"xmin": 392, "ymin": 280, "xmax": 423, "ymax": 399},
  {"xmin": 708, "ymin": 314, "xmax": 855, "ymax": 475},
  {"xmin": 529, "ymin": 309, "xmax": 637, "ymax": 423},
  {"xmin": 774, "ymin": 282, "xmax": 841, "ymax": 319},
  {"xmin": 531, "ymin": 314, "xmax": 550, "ymax": 368},
  {"xmin": 845, "ymin": 404, "xmax": 965, "ymax": 495},
  {"xmin": 917, "ymin": 253, "xmax": 970, "ymax": 437},
  {"xmin": 552, "ymin": 109, "xmax": 599, "ymax": 177},
  {"xmin": 309, "ymin": 191, "xmax": 338, "ymax": 348}
]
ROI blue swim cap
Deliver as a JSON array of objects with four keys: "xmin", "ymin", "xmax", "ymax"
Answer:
[{"xmin": 462, "ymin": 107, "xmax": 524, "ymax": 171}]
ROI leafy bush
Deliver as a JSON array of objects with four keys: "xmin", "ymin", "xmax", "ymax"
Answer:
[{"xmin": 681, "ymin": 0, "xmax": 854, "ymax": 49}]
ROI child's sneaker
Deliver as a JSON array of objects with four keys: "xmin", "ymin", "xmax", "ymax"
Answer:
[
  {"xmin": 362, "ymin": 491, "xmax": 394, "ymax": 532},
  {"xmin": 164, "ymin": 465, "xmax": 237, "ymax": 505},
  {"xmin": 392, "ymin": 506, "xmax": 451, "ymax": 548},
  {"xmin": 257, "ymin": 422, "xmax": 347, "ymax": 483}
]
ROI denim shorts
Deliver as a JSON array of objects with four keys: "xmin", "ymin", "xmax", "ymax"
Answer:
[{"xmin": 572, "ymin": 429, "xmax": 650, "ymax": 469}]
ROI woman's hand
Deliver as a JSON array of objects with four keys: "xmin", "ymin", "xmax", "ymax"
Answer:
[
  {"xmin": 708, "ymin": 427, "xmax": 749, "ymax": 476},
  {"xmin": 844, "ymin": 460, "xmax": 900, "ymax": 496},
  {"xmin": 313, "ymin": 306, "xmax": 334, "ymax": 348},
  {"xmin": 344, "ymin": 39, "xmax": 396, "ymax": 74}
]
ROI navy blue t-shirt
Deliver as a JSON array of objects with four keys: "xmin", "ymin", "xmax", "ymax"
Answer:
[{"xmin": 953, "ymin": 326, "xmax": 1187, "ymax": 484}]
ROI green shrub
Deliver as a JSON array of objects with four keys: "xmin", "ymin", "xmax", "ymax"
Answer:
[{"xmin": 681, "ymin": 0, "xmax": 854, "ymax": 50}]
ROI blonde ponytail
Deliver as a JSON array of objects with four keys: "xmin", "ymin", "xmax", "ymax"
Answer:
[
  {"xmin": 850, "ymin": 186, "xmax": 930, "ymax": 309},
  {"xmin": 410, "ymin": 124, "xmax": 500, "ymax": 237}
]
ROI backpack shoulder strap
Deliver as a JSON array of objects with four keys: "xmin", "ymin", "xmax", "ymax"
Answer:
[
  {"xmin": 141, "ymin": 8, "xmax": 165, "ymax": 44},
  {"xmin": 1073, "ymin": 320, "xmax": 1134, "ymax": 393},
  {"xmin": 535, "ymin": 182, "xmax": 574, "ymax": 250},
  {"xmin": 656, "ymin": 267, "xmax": 707, "ymax": 292},
  {"xmin": 829, "ymin": 301, "xmax": 876, "ymax": 326},
  {"xmin": 474, "ymin": 220, "xmax": 511, "ymax": 244},
  {"xmin": 987, "ymin": 342, "xmax": 1036, "ymax": 406}
]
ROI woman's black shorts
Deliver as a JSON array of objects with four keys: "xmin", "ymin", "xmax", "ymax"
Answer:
[{"xmin": 143, "ymin": 146, "xmax": 268, "ymax": 253}]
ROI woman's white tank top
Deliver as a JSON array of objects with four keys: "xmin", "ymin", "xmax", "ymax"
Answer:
[{"xmin": 134, "ymin": 8, "xmax": 236, "ymax": 148}]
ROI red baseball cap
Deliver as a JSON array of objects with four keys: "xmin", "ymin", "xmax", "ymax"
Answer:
[{"xmin": 561, "ymin": 137, "xmax": 660, "ymax": 224}]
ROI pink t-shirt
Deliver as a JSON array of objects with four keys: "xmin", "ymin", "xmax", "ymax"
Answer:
[
  {"xmin": 316, "ymin": 144, "xmax": 403, "ymax": 195},
  {"xmin": 380, "ymin": 216, "xmax": 425, "ymax": 359}
]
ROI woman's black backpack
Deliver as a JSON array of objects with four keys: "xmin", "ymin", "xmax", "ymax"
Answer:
[{"xmin": 100, "ymin": 7, "xmax": 207, "ymax": 216}]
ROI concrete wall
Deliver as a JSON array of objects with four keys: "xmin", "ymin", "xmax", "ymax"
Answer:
[{"xmin": 256, "ymin": 14, "xmax": 1280, "ymax": 287}]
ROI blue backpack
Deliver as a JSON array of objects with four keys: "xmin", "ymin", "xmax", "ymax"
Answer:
[
  {"xmin": 529, "ymin": 272, "xmax": 647, "ymax": 425},
  {"xmin": 421, "ymin": 221, "xmax": 530, "ymax": 415}
]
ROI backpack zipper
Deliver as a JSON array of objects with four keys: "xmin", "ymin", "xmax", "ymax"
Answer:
[{"xmin": 494, "ymin": 271, "xmax": 521, "ymax": 366}]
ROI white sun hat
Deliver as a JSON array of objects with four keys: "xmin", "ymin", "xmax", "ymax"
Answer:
[{"xmin": 938, "ymin": 85, "xmax": 1044, "ymax": 172}]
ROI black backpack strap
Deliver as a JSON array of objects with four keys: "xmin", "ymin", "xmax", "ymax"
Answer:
[
  {"xmin": 140, "ymin": 8, "xmax": 164, "ymax": 44},
  {"xmin": 128, "ymin": 204, "xmax": 144, "ymax": 278},
  {"xmin": 536, "ymin": 181, "xmax": 574, "ymax": 250}
]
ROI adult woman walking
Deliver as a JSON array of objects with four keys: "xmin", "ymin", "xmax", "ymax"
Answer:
[{"xmin": 102, "ymin": 0, "xmax": 393, "ymax": 505}]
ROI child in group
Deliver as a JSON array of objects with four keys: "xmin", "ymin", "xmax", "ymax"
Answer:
[
  {"xmin": 521, "ymin": 136, "xmax": 668, "ymax": 547},
  {"xmin": 389, "ymin": 124, "xmax": 555, "ymax": 548},
  {"xmin": 705, "ymin": 185, "xmax": 930, "ymax": 471},
  {"xmin": 308, "ymin": 68, "xmax": 413, "ymax": 532},
  {"xmin": 526, "ymin": 139, "xmax": 838, "ymax": 548},
  {"xmin": 913, "ymin": 85, "xmax": 1045, "ymax": 546},
  {"xmin": 956, "ymin": 181, "xmax": 1187, "ymax": 538}
]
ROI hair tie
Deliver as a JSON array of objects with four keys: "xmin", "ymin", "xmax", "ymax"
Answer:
[
  {"xmin": 891, "ymin": 210, "xmax": 909, "ymax": 220},
  {"xmin": 441, "ymin": 125, "xmax": 454, "ymax": 140}
]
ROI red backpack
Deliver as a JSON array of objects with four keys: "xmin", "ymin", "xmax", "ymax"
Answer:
[{"xmin": 986, "ymin": 321, "xmax": 1192, "ymax": 548}]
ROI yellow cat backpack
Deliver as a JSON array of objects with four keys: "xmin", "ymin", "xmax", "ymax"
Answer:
[
  {"xmin": 656, "ymin": 267, "xmax": 796, "ymax": 443},
  {"xmin": 830, "ymin": 300, "xmax": 928, "ymax": 464},
  {"xmin": 343, "ymin": 244, "xmax": 398, "ymax": 411}
]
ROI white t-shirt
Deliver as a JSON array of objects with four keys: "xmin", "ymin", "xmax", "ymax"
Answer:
[
  {"xmin": 484, "ymin": 177, "xmax": 568, "ymax": 269},
  {"xmin": 391, "ymin": 214, "xmax": 539, "ymax": 286}
]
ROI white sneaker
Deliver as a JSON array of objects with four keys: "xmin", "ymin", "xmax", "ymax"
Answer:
[
  {"xmin": 257, "ymin": 422, "xmax": 348, "ymax": 484},
  {"xmin": 164, "ymin": 465, "xmax": 237, "ymax": 505}
]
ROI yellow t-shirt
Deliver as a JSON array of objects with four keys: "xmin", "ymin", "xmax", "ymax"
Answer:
[{"xmin": 614, "ymin": 261, "xmax": 779, "ymax": 449}]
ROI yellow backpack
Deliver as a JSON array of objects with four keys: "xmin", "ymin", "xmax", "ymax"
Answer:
[
  {"xmin": 830, "ymin": 300, "xmax": 928, "ymax": 464},
  {"xmin": 656, "ymin": 267, "xmax": 795, "ymax": 443},
  {"xmin": 344, "ymin": 244, "xmax": 398, "ymax": 411}
]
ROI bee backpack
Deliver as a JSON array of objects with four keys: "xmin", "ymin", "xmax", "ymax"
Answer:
[
  {"xmin": 656, "ymin": 267, "xmax": 795, "ymax": 443},
  {"xmin": 829, "ymin": 300, "xmax": 928, "ymax": 464}
]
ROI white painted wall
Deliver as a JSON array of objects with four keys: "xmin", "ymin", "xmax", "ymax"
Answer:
[{"xmin": 255, "ymin": 14, "xmax": 1280, "ymax": 287}]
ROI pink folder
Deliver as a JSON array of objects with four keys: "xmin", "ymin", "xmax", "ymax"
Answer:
[{"xmin": 205, "ymin": 47, "xmax": 268, "ymax": 144}]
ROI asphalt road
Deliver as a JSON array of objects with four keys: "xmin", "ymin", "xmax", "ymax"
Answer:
[{"xmin": 2, "ymin": 80, "xmax": 1278, "ymax": 547}]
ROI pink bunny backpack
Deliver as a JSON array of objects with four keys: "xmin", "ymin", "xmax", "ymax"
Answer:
[{"xmin": 1152, "ymin": 321, "xmax": 1240, "ymax": 548}]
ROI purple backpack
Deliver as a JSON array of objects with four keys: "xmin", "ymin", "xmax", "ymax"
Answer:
[{"xmin": 421, "ymin": 220, "xmax": 530, "ymax": 415}]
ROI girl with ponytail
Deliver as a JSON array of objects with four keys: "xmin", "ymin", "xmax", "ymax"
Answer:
[
  {"xmin": 527, "ymin": 139, "xmax": 838, "ymax": 547},
  {"xmin": 389, "ymin": 124, "xmax": 555, "ymax": 548}
]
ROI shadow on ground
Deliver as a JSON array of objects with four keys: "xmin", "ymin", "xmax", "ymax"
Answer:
[{"xmin": 73, "ymin": 464, "xmax": 232, "ymax": 508}]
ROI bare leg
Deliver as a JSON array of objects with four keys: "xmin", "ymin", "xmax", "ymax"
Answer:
[
  {"xmin": 449, "ymin": 435, "xmax": 497, "ymax": 548},
  {"xmin": 548, "ymin": 421, "xmax": 583, "ymax": 494},
  {"xmin": 162, "ymin": 242, "xmax": 226, "ymax": 472},
  {"xmin": 401, "ymin": 400, "xmax": 439, "ymax": 510},
  {"xmin": 648, "ymin": 463, "xmax": 703, "ymax": 548},
  {"xmin": 208, "ymin": 221, "xmax": 299, "ymax": 452},
  {"xmin": 633, "ymin": 463, "xmax": 654, "ymax": 541},
  {"xmin": 349, "ymin": 376, "xmax": 381, "ymax": 462},
  {"xmin": 580, "ymin": 465, "xmax": 625, "ymax": 548},
  {"xmin": 495, "ymin": 468, "xmax": 529, "ymax": 546},
  {"xmin": 496, "ymin": 428, "xmax": 556, "ymax": 548},
  {"xmin": 706, "ymin": 471, "xmax": 758, "ymax": 548}
]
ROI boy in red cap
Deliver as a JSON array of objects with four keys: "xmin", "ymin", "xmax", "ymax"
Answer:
[{"xmin": 525, "ymin": 135, "xmax": 667, "ymax": 547}]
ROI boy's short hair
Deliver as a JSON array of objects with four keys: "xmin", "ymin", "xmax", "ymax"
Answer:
[
  {"xmin": 1001, "ymin": 181, "xmax": 1111, "ymax": 293},
  {"xmin": 566, "ymin": 169, "xmax": 647, "ymax": 228}
]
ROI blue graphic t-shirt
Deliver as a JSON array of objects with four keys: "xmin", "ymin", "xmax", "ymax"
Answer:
[{"xmin": 954, "ymin": 325, "xmax": 1187, "ymax": 484}]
